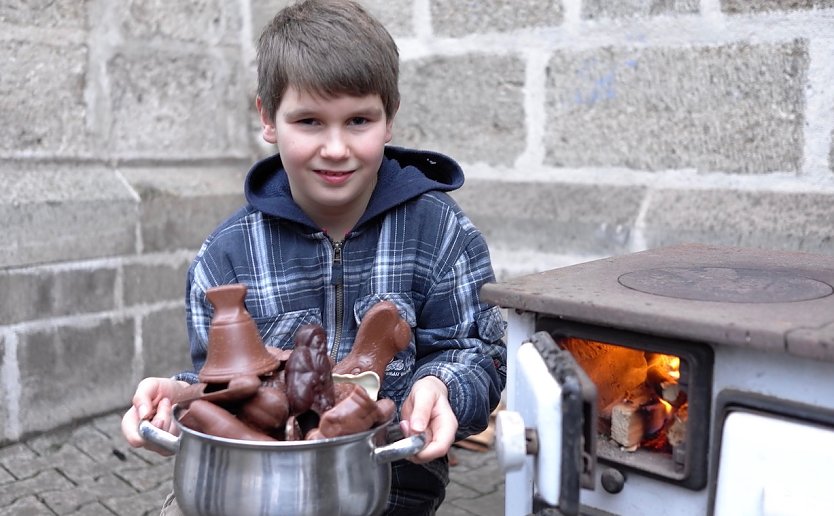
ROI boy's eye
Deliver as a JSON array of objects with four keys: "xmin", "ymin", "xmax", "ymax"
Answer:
[
  {"xmin": 348, "ymin": 117, "xmax": 369, "ymax": 126},
  {"xmin": 297, "ymin": 118, "xmax": 319, "ymax": 125}
]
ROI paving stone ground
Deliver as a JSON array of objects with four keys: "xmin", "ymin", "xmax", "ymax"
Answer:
[{"xmin": 0, "ymin": 411, "xmax": 504, "ymax": 516}]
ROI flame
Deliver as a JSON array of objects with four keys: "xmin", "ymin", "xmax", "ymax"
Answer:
[
  {"xmin": 557, "ymin": 337, "xmax": 687, "ymax": 455},
  {"xmin": 668, "ymin": 356, "xmax": 680, "ymax": 380}
]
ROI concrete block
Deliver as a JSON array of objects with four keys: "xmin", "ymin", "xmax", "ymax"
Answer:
[
  {"xmin": 107, "ymin": 50, "xmax": 250, "ymax": 159},
  {"xmin": 0, "ymin": 0, "xmax": 87, "ymax": 28},
  {"xmin": 361, "ymin": 0, "xmax": 415, "ymax": 38},
  {"xmin": 0, "ymin": 334, "xmax": 5, "ymax": 444},
  {"xmin": 120, "ymin": 165, "xmax": 247, "ymax": 252},
  {"xmin": 830, "ymin": 129, "xmax": 834, "ymax": 174},
  {"xmin": 0, "ymin": 164, "xmax": 138, "ymax": 268},
  {"xmin": 641, "ymin": 188, "xmax": 834, "ymax": 253},
  {"xmin": 0, "ymin": 266, "xmax": 118, "ymax": 326},
  {"xmin": 250, "ymin": 0, "xmax": 413, "ymax": 44},
  {"xmin": 451, "ymin": 179, "xmax": 646, "ymax": 256},
  {"xmin": 544, "ymin": 41, "xmax": 808, "ymax": 173},
  {"xmin": 17, "ymin": 319, "xmax": 135, "ymax": 435},
  {"xmin": 142, "ymin": 307, "xmax": 192, "ymax": 379},
  {"xmin": 251, "ymin": 0, "xmax": 293, "ymax": 43},
  {"xmin": 722, "ymin": 0, "xmax": 834, "ymax": 14},
  {"xmin": 118, "ymin": 0, "xmax": 242, "ymax": 46},
  {"xmin": 0, "ymin": 40, "xmax": 88, "ymax": 156},
  {"xmin": 431, "ymin": 0, "xmax": 563, "ymax": 36},
  {"xmin": 123, "ymin": 258, "xmax": 191, "ymax": 307},
  {"xmin": 396, "ymin": 55, "xmax": 526, "ymax": 166},
  {"xmin": 583, "ymin": 0, "xmax": 699, "ymax": 19}
]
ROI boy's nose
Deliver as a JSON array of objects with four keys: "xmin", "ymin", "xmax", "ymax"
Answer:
[{"xmin": 320, "ymin": 130, "xmax": 349, "ymax": 160}]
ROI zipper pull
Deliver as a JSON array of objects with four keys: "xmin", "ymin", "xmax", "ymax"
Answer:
[{"xmin": 331, "ymin": 240, "xmax": 343, "ymax": 286}]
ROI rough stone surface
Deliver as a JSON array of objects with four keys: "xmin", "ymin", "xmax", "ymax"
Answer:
[
  {"xmin": 0, "ymin": 165, "xmax": 138, "ymax": 268},
  {"xmin": 362, "ymin": 0, "xmax": 415, "ymax": 38},
  {"xmin": 0, "ymin": 413, "xmax": 177, "ymax": 514},
  {"xmin": 0, "ymin": 40, "xmax": 89, "ymax": 156},
  {"xmin": 17, "ymin": 320, "xmax": 134, "ymax": 435},
  {"xmin": 250, "ymin": 0, "xmax": 293, "ymax": 44},
  {"xmin": 0, "ymin": 266, "xmax": 118, "ymax": 326},
  {"xmin": 583, "ymin": 0, "xmax": 699, "ymax": 19},
  {"xmin": 722, "ymin": 0, "xmax": 834, "ymax": 13},
  {"xmin": 830, "ymin": 128, "xmax": 834, "ymax": 174},
  {"xmin": 453, "ymin": 179, "xmax": 646, "ymax": 256},
  {"xmin": 108, "ymin": 50, "xmax": 249, "ymax": 158},
  {"xmin": 544, "ymin": 41, "xmax": 808, "ymax": 173},
  {"xmin": 0, "ymin": 335, "xmax": 5, "ymax": 443},
  {"xmin": 642, "ymin": 188, "xmax": 834, "ymax": 253},
  {"xmin": 0, "ymin": 470, "xmax": 75, "ymax": 508},
  {"xmin": 142, "ymin": 307, "xmax": 192, "ymax": 379},
  {"xmin": 123, "ymin": 259, "xmax": 191, "ymax": 307},
  {"xmin": 397, "ymin": 55, "xmax": 526, "ymax": 166},
  {"xmin": 120, "ymin": 165, "xmax": 247, "ymax": 252},
  {"xmin": 431, "ymin": 0, "xmax": 563, "ymax": 36},
  {"xmin": 251, "ymin": 0, "xmax": 413, "ymax": 43},
  {"xmin": 118, "ymin": 0, "xmax": 243, "ymax": 46},
  {"xmin": 0, "ymin": 0, "xmax": 88, "ymax": 29}
]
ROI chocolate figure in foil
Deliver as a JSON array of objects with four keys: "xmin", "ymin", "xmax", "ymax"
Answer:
[{"xmin": 285, "ymin": 324, "xmax": 336, "ymax": 435}]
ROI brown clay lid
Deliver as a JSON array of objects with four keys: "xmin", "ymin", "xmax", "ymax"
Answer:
[{"xmin": 199, "ymin": 283, "xmax": 280, "ymax": 383}]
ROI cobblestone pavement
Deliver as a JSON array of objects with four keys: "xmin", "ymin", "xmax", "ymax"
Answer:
[{"xmin": 0, "ymin": 411, "xmax": 504, "ymax": 516}]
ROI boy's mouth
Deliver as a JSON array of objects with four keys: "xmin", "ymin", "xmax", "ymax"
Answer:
[
  {"xmin": 315, "ymin": 169, "xmax": 354, "ymax": 185},
  {"xmin": 316, "ymin": 169, "xmax": 352, "ymax": 176}
]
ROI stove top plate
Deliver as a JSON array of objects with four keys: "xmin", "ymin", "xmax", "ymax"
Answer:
[
  {"xmin": 482, "ymin": 244, "xmax": 834, "ymax": 361},
  {"xmin": 618, "ymin": 267, "xmax": 834, "ymax": 303}
]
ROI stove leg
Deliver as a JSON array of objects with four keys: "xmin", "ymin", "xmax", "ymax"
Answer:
[{"xmin": 505, "ymin": 310, "xmax": 537, "ymax": 516}]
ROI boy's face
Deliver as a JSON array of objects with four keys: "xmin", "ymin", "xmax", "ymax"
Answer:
[{"xmin": 258, "ymin": 87, "xmax": 394, "ymax": 233}]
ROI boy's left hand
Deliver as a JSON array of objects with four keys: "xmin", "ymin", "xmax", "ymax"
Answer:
[{"xmin": 399, "ymin": 375, "xmax": 458, "ymax": 463}]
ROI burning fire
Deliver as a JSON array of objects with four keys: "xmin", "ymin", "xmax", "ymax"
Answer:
[{"xmin": 559, "ymin": 337, "xmax": 688, "ymax": 454}]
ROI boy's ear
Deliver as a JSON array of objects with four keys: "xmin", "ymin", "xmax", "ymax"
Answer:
[
  {"xmin": 256, "ymin": 96, "xmax": 278, "ymax": 144},
  {"xmin": 385, "ymin": 102, "xmax": 399, "ymax": 143}
]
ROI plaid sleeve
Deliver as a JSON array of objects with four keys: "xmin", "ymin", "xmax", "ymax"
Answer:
[{"xmin": 411, "ymin": 231, "xmax": 508, "ymax": 439}]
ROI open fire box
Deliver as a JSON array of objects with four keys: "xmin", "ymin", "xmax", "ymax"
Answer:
[{"xmin": 482, "ymin": 244, "xmax": 834, "ymax": 516}]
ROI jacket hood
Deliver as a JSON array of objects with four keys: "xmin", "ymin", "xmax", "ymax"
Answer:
[{"xmin": 244, "ymin": 145, "xmax": 465, "ymax": 232}]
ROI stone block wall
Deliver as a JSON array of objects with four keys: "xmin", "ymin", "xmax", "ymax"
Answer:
[{"xmin": 2, "ymin": 0, "xmax": 833, "ymax": 443}]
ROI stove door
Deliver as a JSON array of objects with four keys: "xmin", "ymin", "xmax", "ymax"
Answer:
[
  {"xmin": 496, "ymin": 326, "xmax": 597, "ymax": 516},
  {"xmin": 713, "ymin": 410, "xmax": 834, "ymax": 516}
]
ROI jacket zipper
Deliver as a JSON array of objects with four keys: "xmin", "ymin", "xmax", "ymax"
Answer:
[{"xmin": 329, "ymin": 239, "xmax": 344, "ymax": 362}]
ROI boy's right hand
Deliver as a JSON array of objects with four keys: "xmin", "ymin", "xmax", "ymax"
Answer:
[{"xmin": 121, "ymin": 377, "xmax": 187, "ymax": 452}]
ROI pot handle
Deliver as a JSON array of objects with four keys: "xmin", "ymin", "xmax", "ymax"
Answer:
[
  {"xmin": 138, "ymin": 420, "xmax": 180, "ymax": 455},
  {"xmin": 374, "ymin": 430, "xmax": 428, "ymax": 464}
]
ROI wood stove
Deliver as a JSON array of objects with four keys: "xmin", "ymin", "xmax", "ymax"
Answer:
[{"xmin": 482, "ymin": 243, "xmax": 834, "ymax": 516}]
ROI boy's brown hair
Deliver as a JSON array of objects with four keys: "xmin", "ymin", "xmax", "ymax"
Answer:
[{"xmin": 257, "ymin": 0, "xmax": 400, "ymax": 122}]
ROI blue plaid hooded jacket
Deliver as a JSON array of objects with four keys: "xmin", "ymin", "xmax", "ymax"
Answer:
[{"xmin": 177, "ymin": 145, "xmax": 507, "ymax": 440}]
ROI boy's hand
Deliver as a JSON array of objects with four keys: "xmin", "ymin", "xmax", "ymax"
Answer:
[
  {"xmin": 120, "ymin": 377, "xmax": 186, "ymax": 453},
  {"xmin": 399, "ymin": 376, "xmax": 458, "ymax": 463}
]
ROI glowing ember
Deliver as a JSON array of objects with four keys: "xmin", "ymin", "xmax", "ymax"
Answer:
[{"xmin": 558, "ymin": 337, "xmax": 687, "ymax": 454}]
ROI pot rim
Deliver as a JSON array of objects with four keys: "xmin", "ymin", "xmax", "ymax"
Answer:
[{"xmin": 173, "ymin": 404, "xmax": 394, "ymax": 451}]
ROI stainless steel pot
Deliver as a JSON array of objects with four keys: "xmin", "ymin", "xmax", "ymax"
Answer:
[{"xmin": 139, "ymin": 408, "xmax": 426, "ymax": 516}]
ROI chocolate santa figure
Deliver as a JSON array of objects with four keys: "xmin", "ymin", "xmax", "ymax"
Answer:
[{"xmin": 284, "ymin": 324, "xmax": 336, "ymax": 435}]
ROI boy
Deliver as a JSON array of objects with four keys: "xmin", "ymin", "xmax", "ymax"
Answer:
[{"xmin": 121, "ymin": 0, "xmax": 507, "ymax": 514}]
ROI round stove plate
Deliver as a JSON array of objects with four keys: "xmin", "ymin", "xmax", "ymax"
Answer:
[{"xmin": 618, "ymin": 267, "xmax": 834, "ymax": 303}]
